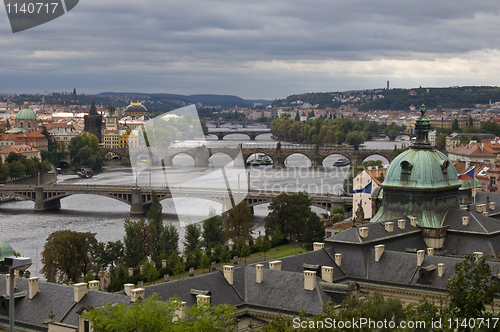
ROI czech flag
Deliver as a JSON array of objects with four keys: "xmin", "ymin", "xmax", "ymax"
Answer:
[
  {"xmin": 458, "ymin": 166, "xmax": 475, "ymax": 181},
  {"xmin": 352, "ymin": 181, "xmax": 372, "ymax": 194}
]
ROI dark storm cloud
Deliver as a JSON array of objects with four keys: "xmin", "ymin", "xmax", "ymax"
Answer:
[{"xmin": 2, "ymin": 0, "xmax": 500, "ymax": 98}]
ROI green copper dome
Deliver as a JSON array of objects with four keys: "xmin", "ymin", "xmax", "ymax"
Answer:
[
  {"xmin": 16, "ymin": 102, "xmax": 37, "ymax": 121},
  {"xmin": 0, "ymin": 240, "xmax": 14, "ymax": 262},
  {"xmin": 383, "ymin": 148, "xmax": 461, "ymax": 190},
  {"xmin": 371, "ymin": 105, "xmax": 461, "ymax": 228}
]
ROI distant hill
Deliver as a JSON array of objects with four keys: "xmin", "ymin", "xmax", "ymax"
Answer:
[
  {"xmin": 97, "ymin": 92, "xmax": 272, "ymax": 108},
  {"xmin": 275, "ymin": 86, "xmax": 500, "ymax": 111}
]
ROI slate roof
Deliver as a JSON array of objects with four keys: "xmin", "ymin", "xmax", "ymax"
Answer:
[
  {"xmin": 0, "ymin": 277, "xmax": 131, "ymax": 329},
  {"xmin": 144, "ymin": 270, "xmax": 243, "ymax": 307}
]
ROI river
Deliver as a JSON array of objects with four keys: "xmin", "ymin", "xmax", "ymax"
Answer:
[{"xmin": 0, "ymin": 126, "xmax": 404, "ymax": 278}]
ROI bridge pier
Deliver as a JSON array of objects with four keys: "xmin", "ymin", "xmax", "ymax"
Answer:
[
  {"xmin": 194, "ymin": 147, "xmax": 210, "ymax": 167},
  {"xmin": 248, "ymin": 134, "xmax": 256, "ymax": 140},
  {"xmin": 130, "ymin": 188, "xmax": 145, "ymax": 215},
  {"xmin": 217, "ymin": 134, "xmax": 224, "ymax": 140},
  {"xmin": 34, "ymin": 187, "xmax": 61, "ymax": 211}
]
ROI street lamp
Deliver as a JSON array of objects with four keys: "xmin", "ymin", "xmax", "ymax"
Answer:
[{"xmin": 3, "ymin": 256, "xmax": 32, "ymax": 332}]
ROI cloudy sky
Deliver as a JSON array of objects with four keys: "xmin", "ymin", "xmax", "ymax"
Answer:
[{"xmin": 2, "ymin": 1, "xmax": 500, "ymax": 99}]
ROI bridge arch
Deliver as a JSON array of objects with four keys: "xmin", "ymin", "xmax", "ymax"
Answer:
[
  {"xmin": 321, "ymin": 153, "xmax": 351, "ymax": 168},
  {"xmin": 283, "ymin": 153, "xmax": 312, "ymax": 168},
  {"xmin": 361, "ymin": 153, "xmax": 391, "ymax": 166},
  {"xmin": 168, "ymin": 152, "xmax": 196, "ymax": 166}
]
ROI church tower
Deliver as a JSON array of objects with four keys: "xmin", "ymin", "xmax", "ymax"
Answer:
[
  {"xmin": 105, "ymin": 100, "xmax": 118, "ymax": 130},
  {"xmin": 84, "ymin": 101, "xmax": 103, "ymax": 142}
]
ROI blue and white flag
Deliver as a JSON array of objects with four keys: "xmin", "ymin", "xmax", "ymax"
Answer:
[{"xmin": 351, "ymin": 181, "xmax": 372, "ymax": 194}]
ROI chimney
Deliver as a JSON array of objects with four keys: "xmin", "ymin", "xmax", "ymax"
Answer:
[
  {"xmin": 5, "ymin": 274, "xmax": 16, "ymax": 295},
  {"xmin": 384, "ymin": 222, "xmax": 394, "ymax": 232},
  {"xmin": 223, "ymin": 265, "xmax": 234, "ymax": 285},
  {"xmin": 410, "ymin": 217, "xmax": 417, "ymax": 227},
  {"xmin": 74, "ymin": 283, "xmax": 87, "ymax": 303},
  {"xmin": 88, "ymin": 280, "xmax": 99, "ymax": 291},
  {"xmin": 130, "ymin": 288, "xmax": 145, "ymax": 302},
  {"xmin": 162, "ymin": 259, "xmax": 167, "ymax": 268},
  {"xmin": 462, "ymin": 216, "xmax": 469, "ymax": 225},
  {"xmin": 438, "ymin": 263, "xmax": 444, "ymax": 277},
  {"xmin": 269, "ymin": 260, "xmax": 282, "ymax": 271},
  {"xmin": 359, "ymin": 227, "xmax": 369, "ymax": 238},
  {"xmin": 427, "ymin": 248, "xmax": 434, "ymax": 256},
  {"xmin": 28, "ymin": 277, "xmax": 39, "ymax": 300},
  {"xmin": 374, "ymin": 244, "xmax": 385, "ymax": 262},
  {"xmin": 128, "ymin": 268, "xmax": 133, "ymax": 277},
  {"xmin": 397, "ymin": 219, "xmax": 406, "ymax": 229},
  {"xmin": 304, "ymin": 271, "xmax": 316, "ymax": 291},
  {"xmin": 321, "ymin": 266, "xmax": 333, "ymax": 283},
  {"xmin": 474, "ymin": 252, "xmax": 483, "ymax": 260},
  {"xmin": 98, "ymin": 269, "xmax": 105, "ymax": 291},
  {"xmin": 334, "ymin": 253, "xmax": 342, "ymax": 267},
  {"xmin": 173, "ymin": 301, "xmax": 186, "ymax": 322},
  {"xmin": 490, "ymin": 202, "xmax": 496, "ymax": 210},
  {"xmin": 196, "ymin": 294, "xmax": 211, "ymax": 304},
  {"xmin": 417, "ymin": 250, "xmax": 425, "ymax": 266},
  {"xmin": 256, "ymin": 264, "xmax": 263, "ymax": 284},
  {"xmin": 313, "ymin": 242, "xmax": 325, "ymax": 251},
  {"xmin": 124, "ymin": 283, "xmax": 135, "ymax": 296},
  {"xmin": 483, "ymin": 211, "xmax": 489, "ymax": 216}
]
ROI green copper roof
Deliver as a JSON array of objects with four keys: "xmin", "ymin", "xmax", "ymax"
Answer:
[
  {"xmin": 0, "ymin": 240, "xmax": 14, "ymax": 262},
  {"xmin": 371, "ymin": 104, "xmax": 461, "ymax": 228},
  {"xmin": 383, "ymin": 148, "xmax": 461, "ymax": 190},
  {"xmin": 16, "ymin": 102, "xmax": 37, "ymax": 121}
]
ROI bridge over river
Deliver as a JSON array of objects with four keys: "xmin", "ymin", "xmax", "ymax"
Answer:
[
  {"xmin": 105, "ymin": 144, "xmax": 393, "ymax": 167},
  {"xmin": 0, "ymin": 184, "xmax": 352, "ymax": 215}
]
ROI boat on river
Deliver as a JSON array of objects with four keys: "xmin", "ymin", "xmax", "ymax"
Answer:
[
  {"xmin": 333, "ymin": 157, "xmax": 350, "ymax": 167},
  {"xmin": 77, "ymin": 166, "xmax": 93, "ymax": 178},
  {"xmin": 246, "ymin": 154, "xmax": 272, "ymax": 166}
]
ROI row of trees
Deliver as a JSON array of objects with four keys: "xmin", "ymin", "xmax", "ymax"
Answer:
[
  {"xmin": 0, "ymin": 153, "xmax": 51, "ymax": 182},
  {"xmin": 40, "ymin": 191, "xmax": 325, "ymax": 284}
]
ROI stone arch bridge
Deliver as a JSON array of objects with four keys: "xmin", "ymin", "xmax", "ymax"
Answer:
[
  {"xmin": 104, "ymin": 145, "xmax": 393, "ymax": 168},
  {"xmin": 0, "ymin": 185, "xmax": 350, "ymax": 215}
]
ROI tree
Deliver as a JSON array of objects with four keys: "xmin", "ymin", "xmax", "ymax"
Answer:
[
  {"xmin": 168, "ymin": 252, "xmax": 185, "ymax": 277},
  {"xmin": 202, "ymin": 207, "xmax": 226, "ymax": 250},
  {"xmin": 95, "ymin": 240, "xmax": 124, "ymax": 271},
  {"xmin": 255, "ymin": 236, "xmax": 271, "ymax": 260},
  {"xmin": 183, "ymin": 221, "xmax": 201, "ymax": 254},
  {"xmin": 294, "ymin": 111, "xmax": 300, "ymax": 121},
  {"xmin": 436, "ymin": 132, "xmax": 447, "ymax": 150},
  {"xmin": 451, "ymin": 118, "xmax": 460, "ymax": 132},
  {"xmin": 222, "ymin": 200, "xmax": 254, "ymax": 240},
  {"xmin": 123, "ymin": 218, "xmax": 144, "ymax": 268},
  {"xmin": 301, "ymin": 211, "xmax": 325, "ymax": 250},
  {"xmin": 445, "ymin": 253, "xmax": 499, "ymax": 321},
  {"xmin": 264, "ymin": 192, "xmax": 312, "ymax": 241},
  {"xmin": 142, "ymin": 262, "xmax": 159, "ymax": 284},
  {"xmin": 41, "ymin": 230, "xmax": 98, "ymax": 282},
  {"xmin": 161, "ymin": 223, "xmax": 179, "ymax": 258},
  {"xmin": 147, "ymin": 190, "xmax": 163, "ymax": 262},
  {"xmin": 0, "ymin": 159, "xmax": 9, "ymax": 183},
  {"xmin": 345, "ymin": 130, "xmax": 366, "ymax": 150},
  {"xmin": 83, "ymin": 294, "xmax": 237, "ymax": 332},
  {"xmin": 68, "ymin": 132, "xmax": 105, "ymax": 169}
]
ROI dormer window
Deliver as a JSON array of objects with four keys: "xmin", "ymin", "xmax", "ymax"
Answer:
[
  {"xmin": 401, "ymin": 161, "xmax": 412, "ymax": 174},
  {"xmin": 441, "ymin": 160, "xmax": 449, "ymax": 174},
  {"xmin": 401, "ymin": 161, "xmax": 412, "ymax": 181}
]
